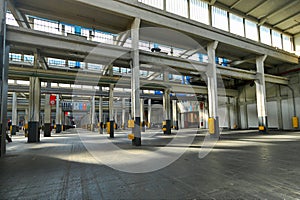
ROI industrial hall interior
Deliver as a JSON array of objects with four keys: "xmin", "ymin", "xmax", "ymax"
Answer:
[{"xmin": 1, "ymin": 0, "xmax": 300, "ymax": 199}]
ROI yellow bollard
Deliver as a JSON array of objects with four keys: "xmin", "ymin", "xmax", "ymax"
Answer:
[
  {"xmin": 128, "ymin": 120, "xmax": 134, "ymax": 128},
  {"xmin": 208, "ymin": 118, "xmax": 215, "ymax": 134},
  {"xmin": 107, "ymin": 122, "xmax": 110, "ymax": 134},
  {"xmin": 292, "ymin": 117, "xmax": 299, "ymax": 128},
  {"xmin": 162, "ymin": 121, "xmax": 167, "ymax": 131},
  {"xmin": 128, "ymin": 133, "xmax": 135, "ymax": 140}
]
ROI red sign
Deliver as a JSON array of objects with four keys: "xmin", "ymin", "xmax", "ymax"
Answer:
[
  {"xmin": 50, "ymin": 95, "xmax": 56, "ymax": 106},
  {"xmin": 200, "ymin": 102, "xmax": 204, "ymax": 110}
]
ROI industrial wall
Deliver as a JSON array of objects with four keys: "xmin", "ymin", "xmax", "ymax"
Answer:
[{"xmin": 238, "ymin": 71, "xmax": 300, "ymax": 130}]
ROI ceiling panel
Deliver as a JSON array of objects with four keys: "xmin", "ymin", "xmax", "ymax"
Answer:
[
  {"xmin": 248, "ymin": 0, "xmax": 287, "ymax": 19},
  {"xmin": 234, "ymin": 0, "xmax": 265, "ymax": 13}
]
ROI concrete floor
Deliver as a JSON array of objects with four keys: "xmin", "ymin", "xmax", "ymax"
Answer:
[{"xmin": 1, "ymin": 128, "xmax": 300, "ymax": 199}]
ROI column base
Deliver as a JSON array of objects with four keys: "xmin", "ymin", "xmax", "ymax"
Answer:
[
  {"xmin": 141, "ymin": 121, "xmax": 146, "ymax": 132},
  {"xmin": 44, "ymin": 123, "xmax": 51, "ymax": 137},
  {"xmin": 132, "ymin": 117, "xmax": 141, "ymax": 146},
  {"xmin": 90, "ymin": 124, "xmax": 95, "ymax": 132},
  {"xmin": 109, "ymin": 121, "xmax": 114, "ymax": 138},
  {"xmin": 209, "ymin": 117, "xmax": 220, "ymax": 138},
  {"xmin": 163, "ymin": 120, "xmax": 171, "ymax": 135},
  {"xmin": 28, "ymin": 122, "xmax": 40, "ymax": 143},
  {"xmin": 56, "ymin": 124, "xmax": 62, "ymax": 133},
  {"xmin": 258, "ymin": 116, "xmax": 268, "ymax": 133},
  {"xmin": 11, "ymin": 125, "xmax": 17, "ymax": 135},
  {"xmin": 132, "ymin": 137, "xmax": 141, "ymax": 146},
  {"xmin": 173, "ymin": 121, "xmax": 179, "ymax": 130},
  {"xmin": 99, "ymin": 122, "xmax": 103, "ymax": 134}
]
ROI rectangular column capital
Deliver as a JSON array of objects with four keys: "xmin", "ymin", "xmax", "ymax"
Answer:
[
  {"xmin": 207, "ymin": 41, "xmax": 219, "ymax": 51},
  {"xmin": 256, "ymin": 55, "xmax": 267, "ymax": 63}
]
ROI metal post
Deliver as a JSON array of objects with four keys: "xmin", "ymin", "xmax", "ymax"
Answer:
[
  {"xmin": 109, "ymin": 84, "xmax": 114, "ymax": 138},
  {"xmin": 140, "ymin": 99, "xmax": 145, "ymax": 132},
  {"xmin": 122, "ymin": 98, "xmax": 126, "ymax": 130},
  {"xmin": 91, "ymin": 96, "xmax": 95, "ymax": 131},
  {"xmin": 131, "ymin": 18, "xmax": 141, "ymax": 146},
  {"xmin": 28, "ymin": 77, "xmax": 41, "ymax": 142},
  {"xmin": 148, "ymin": 99, "xmax": 151, "ymax": 128},
  {"xmin": 277, "ymin": 85, "xmax": 283, "ymax": 130},
  {"xmin": 207, "ymin": 41, "xmax": 219, "ymax": 137},
  {"xmin": 172, "ymin": 100, "xmax": 178, "ymax": 130},
  {"xmin": 44, "ymin": 94, "xmax": 51, "ymax": 136},
  {"xmin": 99, "ymin": 95, "xmax": 103, "ymax": 134},
  {"xmin": 11, "ymin": 92, "xmax": 17, "ymax": 135},
  {"xmin": 163, "ymin": 71, "xmax": 171, "ymax": 134},
  {"xmin": 0, "ymin": 0, "xmax": 8, "ymax": 156},
  {"xmin": 255, "ymin": 55, "xmax": 268, "ymax": 133},
  {"xmin": 55, "ymin": 95, "xmax": 61, "ymax": 133}
]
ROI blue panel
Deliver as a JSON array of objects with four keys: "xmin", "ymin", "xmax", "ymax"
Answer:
[
  {"xmin": 155, "ymin": 91, "xmax": 163, "ymax": 95},
  {"xmin": 186, "ymin": 76, "xmax": 191, "ymax": 84},
  {"xmin": 215, "ymin": 57, "xmax": 219, "ymax": 64},
  {"xmin": 75, "ymin": 61, "xmax": 80, "ymax": 68},
  {"xmin": 222, "ymin": 58, "xmax": 228, "ymax": 66},
  {"xmin": 198, "ymin": 53, "xmax": 203, "ymax": 62},
  {"xmin": 75, "ymin": 26, "xmax": 82, "ymax": 35},
  {"xmin": 181, "ymin": 76, "xmax": 185, "ymax": 84}
]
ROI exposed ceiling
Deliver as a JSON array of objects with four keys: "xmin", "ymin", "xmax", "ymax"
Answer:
[{"xmin": 208, "ymin": 0, "xmax": 300, "ymax": 36}]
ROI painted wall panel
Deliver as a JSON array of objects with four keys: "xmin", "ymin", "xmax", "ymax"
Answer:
[{"xmin": 247, "ymin": 104, "xmax": 258, "ymax": 128}]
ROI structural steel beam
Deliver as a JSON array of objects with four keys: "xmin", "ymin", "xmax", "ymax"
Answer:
[
  {"xmin": 6, "ymin": 26, "xmax": 290, "ymax": 85},
  {"xmin": 74, "ymin": 0, "xmax": 298, "ymax": 64}
]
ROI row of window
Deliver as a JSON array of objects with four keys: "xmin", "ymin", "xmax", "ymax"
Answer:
[
  {"xmin": 6, "ymin": 12, "xmax": 223, "ymax": 66},
  {"xmin": 138, "ymin": 0, "xmax": 293, "ymax": 52}
]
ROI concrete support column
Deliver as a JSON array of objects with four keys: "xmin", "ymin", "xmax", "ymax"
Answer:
[
  {"xmin": 55, "ymin": 95, "xmax": 62, "ymax": 133},
  {"xmin": 122, "ymin": 98, "xmax": 126, "ymax": 130},
  {"xmin": 207, "ymin": 41, "xmax": 220, "ymax": 137},
  {"xmin": 0, "ymin": 0, "xmax": 9, "ymax": 156},
  {"xmin": 131, "ymin": 18, "xmax": 141, "ymax": 146},
  {"xmin": 44, "ymin": 94, "xmax": 51, "ymax": 137},
  {"xmin": 199, "ymin": 102, "xmax": 205, "ymax": 129},
  {"xmin": 277, "ymin": 85, "xmax": 283, "ymax": 130},
  {"xmin": 140, "ymin": 99, "xmax": 145, "ymax": 132},
  {"xmin": 115, "ymin": 109, "xmax": 118, "ymax": 127},
  {"xmin": 163, "ymin": 71, "xmax": 171, "ymax": 134},
  {"xmin": 109, "ymin": 84, "xmax": 114, "ymax": 138},
  {"xmin": 99, "ymin": 95, "xmax": 103, "ymax": 134},
  {"xmin": 232, "ymin": 97, "xmax": 238, "ymax": 129},
  {"xmin": 255, "ymin": 55, "xmax": 268, "ymax": 133},
  {"xmin": 24, "ymin": 108, "xmax": 29, "ymax": 136},
  {"xmin": 227, "ymin": 97, "xmax": 231, "ymax": 129},
  {"xmin": 148, "ymin": 99, "xmax": 151, "ymax": 128},
  {"xmin": 28, "ymin": 77, "xmax": 41, "ymax": 143},
  {"xmin": 11, "ymin": 92, "xmax": 17, "ymax": 135},
  {"xmin": 90, "ymin": 96, "xmax": 95, "ymax": 132},
  {"xmin": 180, "ymin": 113, "xmax": 185, "ymax": 129},
  {"xmin": 172, "ymin": 100, "xmax": 178, "ymax": 130}
]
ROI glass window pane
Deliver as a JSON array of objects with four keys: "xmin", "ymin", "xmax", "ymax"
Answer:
[
  {"xmin": 245, "ymin": 20, "xmax": 258, "ymax": 41},
  {"xmin": 260, "ymin": 26, "xmax": 271, "ymax": 45},
  {"xmin": 166, "ymin": 0, "xmax": 188, "ymax": 18},
  {"xmin": 190, "ymin": 0, "xmax": 209, "ymax": 25},
  {"xmin": 229, "ymin": 13, "xmax": 244, "ymax": 36},
  {"xmin": 212, "ymin": 6, "xmax": 228, "ymax": 31},
  {"xmin": 272, "ymin": 30, "xmax": 282, "ymax": 49},
  {"xmin": 283, "ymin": 35, "xmax": 292, "ymax": 52},
  {"xmin": 6, "ymin": 12, "xmax": 19, "ymax": 26}
]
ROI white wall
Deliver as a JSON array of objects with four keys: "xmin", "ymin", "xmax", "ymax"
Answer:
[{"xmin": 294, "ymin": 33, "xmax": 300, "ymax": 56}]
